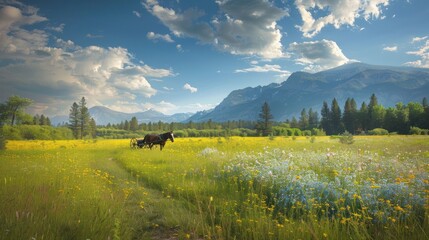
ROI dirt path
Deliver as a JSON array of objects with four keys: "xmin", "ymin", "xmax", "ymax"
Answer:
[{"xmin": 92, "ymin": 157, "xmax": 185, "ymax": 240}]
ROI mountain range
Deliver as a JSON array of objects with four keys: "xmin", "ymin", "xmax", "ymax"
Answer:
[
  {"xmin": 51, "ymin": 62, "xmax": 429, "ymax": 125},
  {"xmin": 188, "ymin": 62, "xmax": 429, "ymax": 122},
  {"xmin": 51, "ymin": 107, "xmax": 193, "ymax": 126}
]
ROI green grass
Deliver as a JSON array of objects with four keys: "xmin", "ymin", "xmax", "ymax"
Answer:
[{"xmin": 1, "ymin": 136, "xmax": 428, "ymax": 239}]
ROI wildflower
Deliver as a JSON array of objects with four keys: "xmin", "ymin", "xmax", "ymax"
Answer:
[
  {"xmin": 394, "ymin": 205, "xmax": 405, "ymax": 212},
  {"xmin": 353, "ymin": 193, "xmax": 361, "ymax": 199}
]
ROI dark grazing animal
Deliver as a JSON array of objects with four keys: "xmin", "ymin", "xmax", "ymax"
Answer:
[{"xmin": 143, "ymin": 131, "xmax": 174, "ymax": 151}]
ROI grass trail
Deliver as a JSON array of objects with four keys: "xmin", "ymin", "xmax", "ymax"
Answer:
[
  {"xmin": 0, "ymin": 141, "xmax": 199, "ymax": 239},
  {"xmin": 1, "ymin": 136, "xmax": 428, "ymax": 239}
]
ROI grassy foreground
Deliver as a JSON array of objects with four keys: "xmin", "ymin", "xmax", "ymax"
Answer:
[{"xmin": 0, "ymin": 136, "xmax": 428, "ymax": 239}]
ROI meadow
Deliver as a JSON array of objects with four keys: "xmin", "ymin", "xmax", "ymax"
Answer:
[{"xmin": 0, "ymin": 136, "xmax": 428, "ymax": 239}]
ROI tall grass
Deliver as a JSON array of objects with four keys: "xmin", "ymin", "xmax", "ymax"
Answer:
[{"xmin": 1, "ymin": 136, "xmax": 428, "ymax": 239}]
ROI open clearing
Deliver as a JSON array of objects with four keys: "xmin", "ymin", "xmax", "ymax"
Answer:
[{"xmin": 1, "ymin": 136, "xmax": 428, "ymax": 239}]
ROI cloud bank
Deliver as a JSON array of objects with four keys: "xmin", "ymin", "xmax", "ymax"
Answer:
[
  {"xmin": 405, "ymin": 40, "xmax": 429, "ymax": 68},
  {"xmin": 295, "ymin": 0, "xmax": 390, "ymax": 38},
  {"xmin": 143, "ymin": 0, "xmax": 288, "ymax": 59},
  {"xmin": 288, "ymin": 39, "xmax": 350, "ymax": 72},
  {"xmin": 0, "ymin": 2, "xmax": 173, "ymax": 116}
]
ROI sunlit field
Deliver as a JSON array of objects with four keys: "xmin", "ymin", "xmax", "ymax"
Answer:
[{"xmin": 1, "ymin": 136, "xmax": 428, "ymax": 239}]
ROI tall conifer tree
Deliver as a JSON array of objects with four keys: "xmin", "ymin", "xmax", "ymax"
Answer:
[
  {"xmin": 330, "ymin": 98, "xmax": 342, "ymax": 134},
  {"xmin": 79, "ymin": 97, "xmax": 91, "ymax": 139},
  {"xmin": 69, "ymin": 102, "xmax": 81, "ymax": 139},
  {"xmin": 256, "ymin": 102, "xmax": 273, "ymax": 136}
]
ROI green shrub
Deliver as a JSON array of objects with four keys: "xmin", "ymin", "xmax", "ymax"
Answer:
[
  {"xmin": 410, "ymin": 126, "xmax": 428, "ymax": 135},
  {"xmin": 0, "ymin": 132, "xmax": 6, "ymax": 150},
  {"xmin": 302, "ymin": 130, "xmax": 312, "ymax": 136},
  {"xmin": 339, "ymin": 131, "xmax": 354, "ymax": 144},
  {"xmin": 311, "ymin": 128, "xmax": 326, "ymax": 136},
  {"xmin": 410, "ymin": 127, "xmax": 422, "ymax": 135},
  {"xmin": 368, "ymin": 128, "xmax": 389, "ymax": 135}
]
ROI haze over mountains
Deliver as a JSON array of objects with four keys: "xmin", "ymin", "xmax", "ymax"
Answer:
[
  {"xmin": 51, "ymin": 107, "xmax": 193, "ymax": 126},
  {"xmin": 52, "ymin": 63, "xmax": 429, "ymax": 125}
]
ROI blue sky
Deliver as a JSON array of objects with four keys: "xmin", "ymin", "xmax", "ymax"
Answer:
[{"xmin": 0, "ymin": 0, "xmax": 428, "ymax": 117}]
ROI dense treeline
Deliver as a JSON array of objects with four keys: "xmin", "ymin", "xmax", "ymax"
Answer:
[
  {"xmin": 318, "ymin": 94, "xmax": 429, "ymax": 135},
  {"xmin": 1, "ymin": 94, "xmax": 429, "ymax": 142},
  {"xmin": 97, "ymin": 94, "xmax": 429, "ymax": 138}
]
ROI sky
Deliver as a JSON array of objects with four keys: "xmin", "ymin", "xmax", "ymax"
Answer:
[{"xmin": 0, "ymin": 0, "xmax": 428, "ymax": 117}]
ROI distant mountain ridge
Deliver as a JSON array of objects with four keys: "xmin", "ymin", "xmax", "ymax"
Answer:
[
  {"xmin": 188, "ymin": 63, "xmax": 429, "ymax": 122},
  {"xmin": 51, "ymin": 63, "xmax": 429, "ymax": 126},
  {"xmin": 51, "ymin": 106, "xmax": 193, "ymax": 126}
]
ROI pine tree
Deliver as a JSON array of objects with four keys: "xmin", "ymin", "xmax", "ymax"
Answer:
[
  {"xmin": 130, "ymin": 117, "xmax": 139, "ymax": 132},
  {"xmin": 320, "ymin": 101, "xmax": 331, "ymax": 134},
  {"xmin": 423, "ymin": 97, "xmax": 429, "ymax": 129},
  {"xmin": 89, "ymin": 118, "xmax": 97, "ymax": 138},
  {"xmin": 423, "ymin": 97, "xmax": 428, "ymax": 108},
  {"xmin": 358, "ymin": 102, "xmax": 369, "ymax": 132},
  {"xmin": 256, "ymin": 102, "xmax": 273, "ymax": 136},
  {"xmin": 69, "ymin": 102, "xmax": 81, "ymax": 139},
  {"xmin": 350, "ymin": 98, "xmax": 358, "ymax": 131},
  {"xmin": 299, "ymin": 108, "xmax": 309, "ymax": 130},
  {"xmin": 33, "ymin": 115, "xmax": 40, "ymax": 125},
  {"xmin": 290, "ymin": 117, "xmax": 299, "ymax": 128},
  {"xmin": 40, "ymin": 114, "xmax": 47, "ymax": 125},
  {"xmin": 368, "ymin": 94, "xmax": 378, "ymax": 130},
  {"xmin": 308, "ymin": 108, "xmax": 319, "ymax": 129},
  {"xmin": 343, "ymin": 98, "xmax": 357, "ymax": 133},
  {"xmin": 79, "ymin": 97, "xmax": 91, "ymax": 139},
  {"xmin": 330, "ymin": 98, "xmax": 343, "ymax": 134}
]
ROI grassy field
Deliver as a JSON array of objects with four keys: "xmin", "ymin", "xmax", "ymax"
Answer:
[{"xmin": 0, "ymin": 136, "xmax": 428, "ymax": 239}]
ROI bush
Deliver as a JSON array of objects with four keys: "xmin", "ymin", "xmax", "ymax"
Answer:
[
  {"xmin": 311, "ymin": 128, "xmax": 326, "ymax": 136},
  {"xmin": 339, "ymin": 131, "xmax": 354, "ymax": 144},
  {"xmin": 410, "ymin": 126, "xmax": 429, "ymax": 135},
  {"xmin": 0, "ymin": 132, "xmax": 6, "ymax": 150},
  {"xmin": 1, "ymin": 125, "xmax": 74, "ymax": 140},
  {"xmin": 302, "ymin": 130, "xmax": 312, "ymax": 136},
  {"xmin": 368, "ymin": 128, "xmax": 389, "ymax": 135}
]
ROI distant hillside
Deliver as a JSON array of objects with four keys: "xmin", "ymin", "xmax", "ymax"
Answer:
[
  {"xmin": 187, "ymin": 62, "xmax": 429, "ymax": 122},
  {"xmin": 51, "ymin": 106, "xmax": 193, "ymax": 126}
]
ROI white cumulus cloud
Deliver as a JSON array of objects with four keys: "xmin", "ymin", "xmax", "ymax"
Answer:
[
  {"xmin": 383, "ymin": 46, "xmax": 397, "ymax": 52},
  {"xmin": 412, "ymin": 36, "xmax": 428, "ymax": 44},
  {"xmin": 133, "ymin": 10, "xmax": 141, "ymax": 18},
  {"xmin": 289, "ymin": 39, "xmax": 350, "ymax": 72},
  {"xmin": 147, "ymin": 31, "xmax": 174, "ymax": 42},
  {"xmin": 142, "ymin": 0, "xmax": 288, "ymax": 59},
  {"xmin": 183, "ymin": 83, "xmax": 198, "ymax": 93},
  {"xmin": 405, "ymin": 40, "xmax": 429, "ymax": 68},
  {"xmin": 235, "ymin": 64, "xmax": 290, "ymax": 74},
  {"xmin": 295, "ymin": 0, "xmax": 390, "ymax": 38}
]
